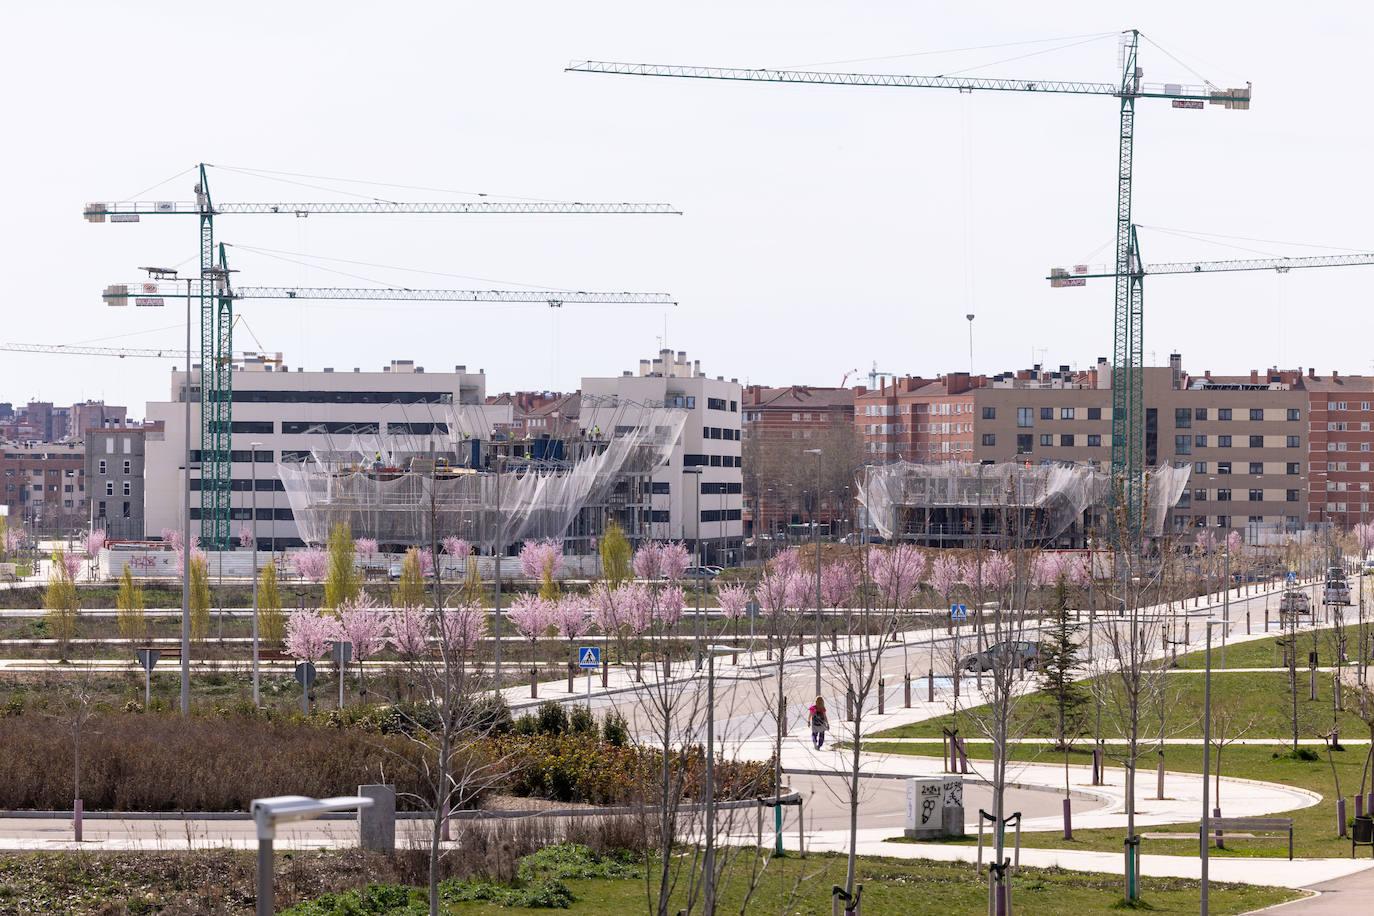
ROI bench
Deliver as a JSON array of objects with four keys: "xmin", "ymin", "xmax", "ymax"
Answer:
[{"xmin": 1145, "ymin": 817, "xmax": 1293, "ymax": 859}]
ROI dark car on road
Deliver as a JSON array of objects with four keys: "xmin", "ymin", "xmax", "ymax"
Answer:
[{"xmin": 960, "ymin": 640, "xmax": 1041, "ymax": 673}]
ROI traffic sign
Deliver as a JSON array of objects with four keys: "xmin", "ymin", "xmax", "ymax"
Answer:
[
  {"xmin": 331, "ymin": 641, "xmax": 353, "ymax": 665},
  {"xmin": 1286, "ymin": 571, "xmax": 1297, "ymax": 582},
  {"xmin": 136, "ymin": 648, "xmax": 160, "ymax": 672},
  {"xmin": 950, "ymin": 604, "xmax": 968, "ymax": 622},
  {"xmin": 294, "ymin": 661, "xmax": 317, "ymax": 688},
  {"xmin": 578, "ymin": 646, "xmax": 601, "ymax": 669}
]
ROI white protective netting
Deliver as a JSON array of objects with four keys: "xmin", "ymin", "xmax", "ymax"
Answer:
[
  {"xmin": 279, "ymin": 406, "xmax": 687, "ymax": 550},
  {"xmin": 856, "ymin": 460, "xmax": 1190, "ymax": 541}
]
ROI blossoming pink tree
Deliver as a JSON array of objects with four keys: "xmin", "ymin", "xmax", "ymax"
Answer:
[
  {"xmin": 508, "ymin": 594, "xmax": 555, "ymax": 696},
  {"xmin": 62, "ymin": 550, "xmax": 84, "ymax": 583},
  {"xmin": 437, "ymin": 604, "xmax": 486, "ymax": 675},
  {"xmin": 442, "ymin": 537, "xmax": 472, "ymax": 580},
  {"xmin": 389, "ymin": 608, "xmax": 431, "ymax": 661},
  {"xmin": 284, "ymin": 610, "xmax": 334, "ymax": 713},
  {"xmin": 554, "ymin": 594, "xmax": 592, "ymax": 690},
  {"xmin": 354, "ymin": 537, "xmax": 379, "ymax": 575},
  {"xmin": 632, "ymin": 542, "xmax": 662, "ymax": 580},
  {"xmin": 291, "ymin": 548, "xmax": 328, "ymax": 585},
  {"xmin": 717, "ymin": 583, "xmax": 752, "ymax": 649},
  {"xmin": 658, "ymin": 542, "xmax": 691, "ymax": 581},
  {"xmin": 237, "ymin": 524, "xmax": 255, "ymax": 551},
  {"xmin": 867, "ymin": 545, "xmax": 925, "ymax": 610},
  {"xmin": 417, "ymin": 547, "xmax": 435, "ymax": 579},
  {"xmin": 821, "ymin": 561, "xmax": 860, "ymax": 610},
  {"xmin": 335, "ymin": 594, "xmax": 390, "ymax": 698},
  {"xmin": 84, "ymin": 529, "xmax": 107, "ymax": 558}
]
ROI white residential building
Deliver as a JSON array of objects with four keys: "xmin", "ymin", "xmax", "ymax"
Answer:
[
  {"xmin": 144, "ymin": 356, "xmax": 507, "ymax": 549},
  {"xmin": 579, "ymin": 350, "xmax": 743, "ymax": 563}
]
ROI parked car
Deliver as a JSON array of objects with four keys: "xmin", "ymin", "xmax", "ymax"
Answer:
[
  {"xmin": 1364, "ymin": 560, "xmax": 1374, "ymax": 576},
  {"xmin": 1279, "ymin": 590, "xmax": 1311, "ymax": 615},
  {"xmin": 960, "ymin": 641, "xmax": 1041, "ymax": 673},
  {"xmin": 684, "ymin": 566, "xmax": 719, "ymax": 581},
  {"xmin": 1323, "ymin": 582, "xmax": 1351, "ymax": 606},
  {"xmin": 388, "ymin": 560, "xmax": 404, "ymax": 580},
  {"xmin": 1327, "ymin": 565, "xmax": 1347, "ymax": 582}
]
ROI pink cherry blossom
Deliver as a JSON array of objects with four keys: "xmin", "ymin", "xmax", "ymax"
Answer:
[
  {"xmin": 508, "ymin": 594, "xmax": 555, "ymax": 640},
  {"xmin": 84, "ymin": 529, "xmax": 107, "ymax": 558},
  {"xmin": 867, "ymin": 545, "xmax": 925, "ymax": 608},
  {"xmin": 632, "ymin": 543, "xmax": 662, "ymax": 579},
  {"xmin": 354, "ymin": 538, "xmax": 379, "ymax": 562},
  {"xmin": 2, "ymin": 527, "xmax": 24, "ymax": 554},
  {"xmin": 1068, "ymin": 553, "xmax": 1093, "ymax": 587},
  {"xmin": 388, "ymin": 608, "xmax": 431, "ymax": 659},
  {"xmin": 820, "ymin": 561, "xmax": 859, "ymax": 608},
  {"xmin": 417, "ymin": 547, "xmax": 435, "ymax": 578},
  {"xmin": 334, "ymin": 595, "xmax": 390, "ymax": 662},
  {"xmin": 769, "ymin": 548, "xmax": 801, "ymax": 579},
  {"xmin": 439, "ymin": 604, "xmax": 485, "ymax": 655},
  {"xmin": 757, "ymin": 568, "xmax": 805, "ymax": 616},
  {"xmin": 591, "ymin": 582, "xmax": 623, "ymax": 635},
  {"xmin": 1195, "ymin": 529, "xmax": 1217, "ymax": 555},
  {"xmin": 977, "ymin": 553, "xmax": 1014, "ymax": 593},
  {"xmin": 176, "ymin": 545, "xmax": 206, "ymax": 577},
  {"xmin": 284, "ymin": 610, "xmax": 334, "ymax": 661},
  {"xmin": 929, "ymin": 554, "xmax": 963, "ymax": 599},
  {"xmin": 1225, "ymin": 530, "xmax": 1243, "ymax": 554},
  {"xmin": 236, "ymin": 524, "xmax": 255, "ymax": 550},
  {"xmin": 519, "ymin": 539, "xmax": 561, "ymax": 580},
  {"xmin": 58, "ymin": 550, "xmax": 82, "ymax": 582},
  {"xmin": 656, "ymin": 584, "xmax": 685, "ymax": 628},
  {"xmin": 717, "ymin": 584, "xmax": 752, "ymax": 620},
  {"xmin": 442, "ymin": 536, "xmax": 472, "ymax": 560},
  {"xmin": 658, "ymin": 542, "xmax": 691, "ymax": 581},
  {"xmin": 1032, "ymin": 552, "xmax": 1065, "ymax": 588},
  {"xmin": 291, "ymin": 548, "xmax": 328, "ymax": 582},
  {"xmin": 161, "ymin": 528, "xmax": 183, "ymax": 552},
  {"xmin": 554, "ymin": 595, "xmax": 591, "ymax": 640},
  {"xmin": 622, "ymin": 583, "xmax": 654, "ymax": 636}
]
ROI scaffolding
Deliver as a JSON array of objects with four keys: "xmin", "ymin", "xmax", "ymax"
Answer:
[
  {"xmin": 278, "ymin": 405, "xmax": 686, "ymax": 552},
  {"xmin": 856, "ymin": 460, "xmax": 1189, "ymax": 547}
]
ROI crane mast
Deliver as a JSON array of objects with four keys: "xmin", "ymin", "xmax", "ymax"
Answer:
[
  {"xmin": 570, "ymin": 29, "xmax": 1251, "ymax": 539},
  {"xmin": 86, "ymin": 164, "xmax": 678, "ymax": 547}
]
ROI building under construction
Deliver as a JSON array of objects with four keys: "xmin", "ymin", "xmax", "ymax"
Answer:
[{"xmin": 856, "ymin": 460, "xmax": 1190, "ymax": 548}]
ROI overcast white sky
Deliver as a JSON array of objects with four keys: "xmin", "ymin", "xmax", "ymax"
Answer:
[{"xmin": 2, "ymin": 2, "xmax": 1371, "ymax": 415}]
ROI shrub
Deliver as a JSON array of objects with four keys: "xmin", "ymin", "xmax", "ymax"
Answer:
[
  {"xmin": 601, "ymin": 711, "xmax": 629, "ymax": 747},
  {"xmin": 567, "ymin": 704, "xmax": 596, "ymax": 737},
  {"xmin": 517, "ymin": 843, "xmax": 643, "ymax": 882},
  {"xmin": 535, "ymin": 701, "xmax": 568, "ymax": 736},
  {"xmin": 513, "ymin": 714, "xmax": 538, "ymax": 736}
]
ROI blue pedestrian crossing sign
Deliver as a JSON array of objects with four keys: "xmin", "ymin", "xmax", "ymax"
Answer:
[
  {"xmin": 1285, "ymin": 571, "xmax": 1297, "ymax": 582},
  {"xmin": 578, "ymin": 646, "xmax": 601, "ymax": 669},
  {"xmin": 950, "ymin": 603, "xmax": 968, "ymax": 622}
]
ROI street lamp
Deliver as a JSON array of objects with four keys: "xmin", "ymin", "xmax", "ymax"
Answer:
[
  {"xmin": 250, "ymin": 795, "xmax": 373, "ymax": 916},
  {"xmin": 250, "ymin": 441, "xmax": 262, "ymax": 707},
  {"xmin": 804, "ymin": 447, "xmax": 823, "ymax": 699},
  {"xmin": 1200, "ymin": 618, "xmax": 1226, "ymax": 916},
  {"xmin": 702, "ymin": 642, "xmax": 734, "ymax": 914}
]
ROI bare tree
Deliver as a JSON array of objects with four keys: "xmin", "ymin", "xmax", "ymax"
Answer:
[{"xmin": 1207, "ymin": 697, "xmax": 1258, "ymax": 812}]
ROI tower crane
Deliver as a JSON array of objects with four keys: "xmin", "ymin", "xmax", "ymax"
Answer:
[
  {"xmin": 1049, "ymin": 248, "xmax": 1374, "ymax": 283},
  {"xmin": 84, "ymin": 163, "xmax": 679, "ymax": 547},
  {"xmin": 568, "ymin": 29, "xmax": 1252, "ymax": 536},
  {"xmin": 0, "ymin": 342, "xmax": 228, "ymax": 360}
]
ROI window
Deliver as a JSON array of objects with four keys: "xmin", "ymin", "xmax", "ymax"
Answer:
[
  {"xmin": 105, "ymin": 482, "xmax": 113, "ymax": 496},
  {"xmin": 982, "ymin": 434, "xmax": 996, "ymax": 447},
  {"xmin": 1246, "ymin": 461, "xmax": 1262, "ymax": 475},
  {"xmin": 1195, "ymin": 461, "xmax": 1208, "ymax": 474},
  {"xmin": 281, "ymin": 421, "xmax": 380, "ymax": 435},
  {"xmin": 1175, "ymin": 408, "xmax": 1192, "ymax": 429},
  {"xmin": 1039, "ymin": 433, "xmax": 1053, "ymax": 447},
  {"xmin": 1060, "ymin": 407, "xmax": 1075, "ymax": 420},
  {"xmin": 1087, "ymin": 407, "xmax": 1102, "ymax": 421},
  {"xmin": 105, "ymin": 439, "xmax": 114, "ymax": 454},
  {"xmin": 1245, "ymin": 434, "xmax": 1262, "ymax": 448},
  {"xmin": 650, "ymin": 481, "xmax": 670, "ymax": 495},
  {"xmin": 1335, "ymin": 401, "xmax": 1348, "ymax": 410},
  {"xmin": 1016, "ymin": 434, "xmax": 1032, "ymax": 454},
  {"xmin": 122, "ymin": 501, "xmax": 131, "ymax": 519},
  {"xmin": 97, "ymin": 501, "xmax": 105, "ymax": 517},
  {"xmin": 1194, "ymin": 488, "xmax": 1208, "ymax": 502},
  {"xmin": 1286, "ymin": 489, "xmax": 1299, "ymax": 502},
  {"xmin": 1287, "ymin": 462, "xmax": 1300, "ymax": 474},
  {"xmin": 1174, "ymin": 435, "xmax": 1192, "ymax": 455},
  {"xmin": 1218, "ymin": 435, "xmax": 1232, "ymax": 448},
  {"xmin": 982, "ymin": 406, "xmax": 996, "ymax": 420},
  {"xmin": 1017, "ymin": 408, "xmax": 1033, "ymax": 428},
  {"xmin": 1287, "ymin": 408, "xmax": 1301, "ymax": 421},
  {"xmin": 1087, "ymin": 434, "xmax": 1102, "ymax": 447},
  {"xmin": 1216, "ymin": 515, "xmax": 1231, "ymax": 529},
  {"xmin": 1287, "ymin": 436, "xmax": 1301, "ymax": 448},
  {"xmin": 1060, "ymin": 434, "xmax": 1074, "ymax": 447},
  {"xmin": 707, "ymin": 397, "xmax": 727, "ymax": 411},
  {"xmin": 1216, "ymin": 488, "xmax": 1232, "ymax": 502},
  {"xmin": 1250, "ymin": 408, "xmax": 1264, "ymax": 421},
  {"xmin": 1177, "ymin": 491, "xmax": 1191, "ymax": 507},
  {"xmin": 730, "ymin": 400, "xmax": 737, "ymax": 412},
  {"xmin": 387, "ymin": 422, "xmax": 448, "ymax": 435},
  {"xmin": 1039, "ymin": 407, "xmax": 1053, "ymax": 420},
  {"xmin": 1194, "ymin": 434, "xmax": 1208, "ymax": 447},
  {"xmin": 122, "ymin": 481, "xmax": 131, "ymax": 496},
  {"xmin": 1219, "ymin": 408, "xmax": 1232, "ymax": 421},
  {"xmin": 1248, "ymin": 489, "xmax": 1263, "ymax": 501},
  {"xmin": 1195, "ymin": 408, "xmax": 1208, "ymax": 420},
  {"xmin": 1217, "ymin": 462, "xmax": 1231, "ymax": 475},
  {"xmin": 97, "ymin": 460, "xmax": 106, "ymax": 475},
  {"xmin": 123, "ymin": 460, "xmax": 131, "ymax": 475}
]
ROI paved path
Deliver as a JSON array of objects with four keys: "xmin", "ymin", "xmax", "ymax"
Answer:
[{"xmin": 1263, "ymin": 866, "xmax": 1374, "ymax": 912}]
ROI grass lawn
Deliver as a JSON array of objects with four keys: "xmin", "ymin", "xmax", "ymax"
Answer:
[
  {"xmin": 868, "ymin": 740, "xmax": 1374, "ymax": 859},
  {"xmin": 874, "ymin": 668, "xmax": 1372, "ymax": 742},
  {"xmin": 1172, "ymin": 624, "xmax": 1366, "ymax": 671},
  {"xmin": 0, "ymin": 847, "xmax": 1298, "ymax": 914}
]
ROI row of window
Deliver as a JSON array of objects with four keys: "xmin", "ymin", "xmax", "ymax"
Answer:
[
  {"xmin": 1174, "ymin": 435, "xmax": 1301, "ymax": 455},
  {"xmin": 1175, "ymin": 515, "xmax": 1302, "ymax": 530},
  {"xmin": 1010, "ymin": 433, "xmax": 1104, "ymax": 452},
  {"xmin": 683, "ymin": 454, "xmax": 743, "ymax": 468},
  {"xmin": 1176, "ymin": 407, "xmax": 1301, "ymax": 427},
  {"xmin": 95, "ymin": 460, "xmax": 133, "ymax": 476},
  {"xmin": 190, "ymin": 508, "xmax": 295, "ymax": 521},
  {"xmin": 700, "ymin": 481, "xmax": 744, "ymax": 495},
  {"xmin": 1325, "ymin": 441, "xmax": 1374, "ymax": 452},
  {"xmin": 700, "ymin": 509, "xmax": 744, "ymax": 522},
  {"xmin": 703, "ymin": 426, "xmax": 740, "ymax": 441},
  {"xmin": 229, "ymin": 390, "xmax": 453, "ymax": 405},
  {"xmin": 190, "ymin": 479, "xmax": 287, "ymax": 492},
  {"xmin": 705, "ymin": 397, "xmax": 738, "ymax": 412},
  {"xmin": 1186, "ymin": 489, "xmax": 1295, "ymax": 503},
  {"xmin": 1193, "ymin": 461, "xmax": 1303, "ymax": 475}
]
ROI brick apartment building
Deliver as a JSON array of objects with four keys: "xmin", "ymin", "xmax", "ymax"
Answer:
[
  {"xmin": 0, "ymin": 441, "xmax": 87, "ymax": 536},
  {"xmin": 741, "ymin": 385, "xmax": 856, "ymax": 535},
  {"xmin": 1302, "ymin": 372, "xmax": 1374, "ymax": 528},
  {"xmin": 486, "ymin": 391, "xmax": 582, "ymax": 440},
  {"xmin": 855, "ymin": 354, "xmax": 1321, "ymax": 539}
]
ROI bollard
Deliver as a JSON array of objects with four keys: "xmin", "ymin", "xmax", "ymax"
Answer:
[
  {"xmin": 601, "ymin": 656, "xmax": 609, "ymax": 688},
  {"xmin": 1156, "ymin": 754, "xmax": 1165, "ymax": 800},
  {"xmin": 530, "ymin": 669, "xmax": 538, "ymax": 699},
  {"xmin": 1214, "ymin": 806, "xmax": 1224, "ymax": 848},
  {"xmin": 927, "ymin": 668, "xmax": 934, "ymax": 703},
  {"xmin": 878, "ymin": 678, "xmax": 886, "ymax": 715},
  {"xmin": 1338, "ymin": 796, "xmax": 1348, "ymax": 838},
  {"xmin": 1062, "ymin": 797, "xmax": 1073, "ymax": 840},
  {"xmin": 1310, "ymin": 668, "xmax": 1318, "ymax": 701},
  {"xmin": 358, "ymin": 784, "xmax": 396, "ymax": 854},
  {"xmin": 1184, "ymin": 619, "xmax": 1190, "ymax": 646},
  {"xmin": 1246, "ymin": 611, "xmax": 1251, "ymax": 635},
  {"xmin": 904, "ymin": 673, "xmax": 912, "ymax": 708},
  {"xmin": 567, "ymin": 661, "xmax": 574, "ymax": 695},
  {"xmin": 1266, "ymin": 607, "xmax": 1270, "ymax": 632},
  {"xmin": 73, "ymin": 797, "xmax": 82, "ymax": 843}
]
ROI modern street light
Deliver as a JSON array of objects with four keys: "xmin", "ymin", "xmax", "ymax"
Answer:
[
  {"xmin": 251, "ymin": 795, "xmax": 373, "ymax": 916},
  {"xmin": 702, "ymin": 642, "xmax": 734, "ymax": 914},
  {"xmin": 804, "ymin": 447, "xmax": 823, "ymax": 699},
  {"xmin": 1200, "ymin": 618, "xmax": 1226, "ymax": 916},
  {"xmin": 250, "ymin": 440, "xmax": 262, "ymax": 707}
]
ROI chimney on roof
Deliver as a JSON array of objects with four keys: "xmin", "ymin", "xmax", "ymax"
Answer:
[
  {"xmin": 1250, "ymin": 370, "xmax": 1258, "ymax": 383},
  {"xmin": 1169, "ymin": 353, "xmax": 1182, "ymax": 372},
  {"xmin": 1333, "ymin": 370, "xmax": 1340, "ymax": 380},
  {"xmin": 1309, "ymin": 367, "xmax": 1316, "ymax": 379},
  {"xmin": 1205, "ymin": 371, "xmax": 1212, "ymax": 381}
]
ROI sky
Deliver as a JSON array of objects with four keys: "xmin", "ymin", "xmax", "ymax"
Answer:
[{"xmin": 2, "ymin": 2, "xmax": 1371, "ymax": 415}]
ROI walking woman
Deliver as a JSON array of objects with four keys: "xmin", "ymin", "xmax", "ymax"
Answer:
[{"xmin": 809, "ymin": 695, "xmax": 830, "ymax": 750}]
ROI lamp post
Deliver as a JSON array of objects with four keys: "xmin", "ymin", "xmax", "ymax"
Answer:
[
  {"xmin": 1200, "ymin": 618, "xmax": 1225, "ymax": 916},
  {"xmin": 251, "ymin": 795, "xmax": 373, "ymax": 916},
  {"xmin": 702, "ymin": 642, "xmax": 734, "ymax": 914},
  {"xmin": 250, "ymin": 440, "xmax": 262, "ymax": 706},
  {"xmin": 805, "ymin": 448, "xmax": 823, "ymax": 698},
  {"xmin": 966, "ymin": 313, "xmax": 975, "ymax": 375},
  {"xmin": 179, "ymin": 276, "xmax": 192, "ymax": 717}
]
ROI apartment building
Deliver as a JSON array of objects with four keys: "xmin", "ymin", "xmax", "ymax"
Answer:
[
  {"xmin": 1303, "ymin": 373, "xmax": 1374, "ymax": 528},
  {"xmin": 741, "ymin": 385, "xmax": 855, "ymax": 535},
  {"xmin": 86, "ymin": 425, "xmax": 155, "ymax": 540},
  {"xmin": 144, "ymin": 356, "xmax": 500, "ymax": 549},
  {"xmin": 579, "ymin": 350, "xmax": 743, "ymax": 562},
  {"xmin": 0, "ymin": 441, "xmax": 86, "ymax": 536},
  {"xmin": 487, "ymin": 391, "xmax": 582, "ymax": 440},
  {"xmin": 854, "ymin": 374, "xmax": 977, "ymax": 460}
]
